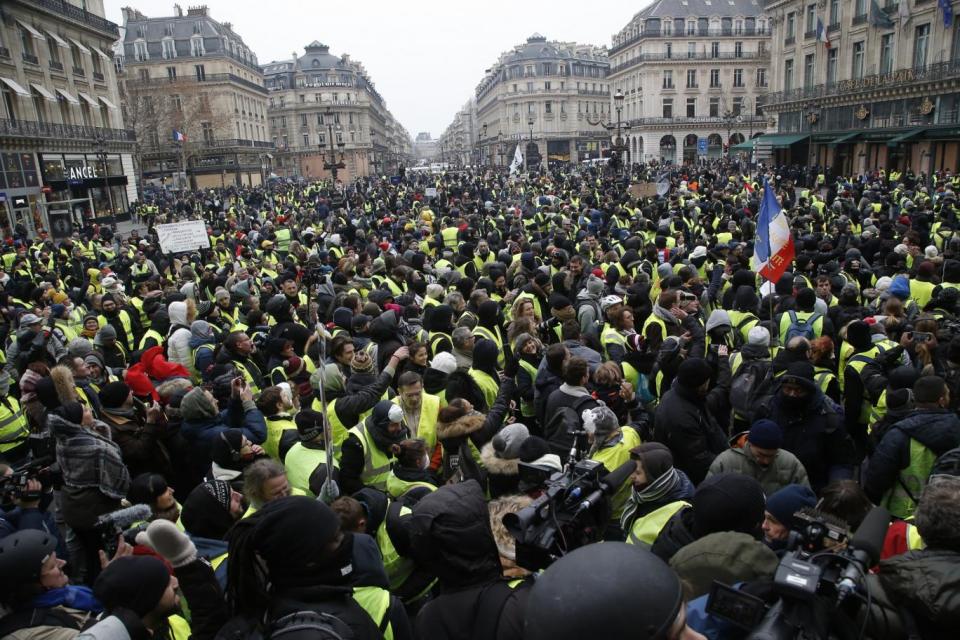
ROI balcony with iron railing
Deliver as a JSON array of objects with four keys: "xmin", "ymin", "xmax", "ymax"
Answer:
[
  {"xmin": 852, "ymin": 14, "xmax": 868, "ymax": 25},
  {"xmin": 610, "ymin": 26, "xmax": 771, "ymax": 54},
  {"xmin": 49, "ymin": 60, "xmax": 63, "ymax": 72},
  {"xmin": 627, "ymin": 115, "xmax": 768, "ymax": 127},
  {"xmin": 22, "ymin": 53, "xmax": 39, "ymax": 65},
  {"xmin": 0, "ymin": 47, "xmax": 9, "ymax": 59},
  {"xmin": 765, "ymin": 59, "xmax": 960, "ymax": 106},
  {"xmin": 611, "ymin": 50, "xmax": 768, "ymax": 74},
  {"xmin": 127, "ymin": 72, "xmax": 267, "ymax": 94},
  {"xmin": 32, "ymin": 0, "xmax": 120, "ymax": 37},
  {"xmin": 0, "ymin": 118, "xmax": 135, "ymax": 142},
  {"xmin": 204, "ymin": 138, "xmax": 275, "ymax": 149}
]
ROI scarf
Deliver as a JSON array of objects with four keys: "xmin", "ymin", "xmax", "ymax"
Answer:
[
  {"xmin": 619, "ymin": 467, "xmax": 682, "ymax": 532},
  {"xmin": 652, "ymin": 304, "xmax": 681, "ymax": 326},
  {"xmin": 32, "ymin": 585, "xmax": 103, "ymax": 613}
]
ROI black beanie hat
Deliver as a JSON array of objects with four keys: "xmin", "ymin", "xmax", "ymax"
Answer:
[
  {"xmin": 676, "ymin": 357, "xmax": 713, "ymax": 388},
  {"xmin": 692, "ymin": 473, "xmax": 765, "ymax": 538},
  {"xmin": 94, "ymin": 556, "xmax": 170, "ymax": 617},
  {"xmin": 54, "ymin": 401, "xmax": 84, "ymax": 425},
  {"xmin": 795, "ymin": 287, "xmax": 817, "ymax": 310},
  {"xmin": 295, "ymin": 409, "xmax": 324, "ymax": 441},
  {"xmin": 210, "ymin": 429, "xmax": 246, "ymax": 469},
  {"xmin": 518, "ymin": 435, "xmax": 551, "ymax": 463},
  {"xmin": 845, "ymin": 320, "xmax": 872, "ymax": 351},
  {"xmin": 98, "ymin": 381, "xmax": 131, "ymax": 410}
]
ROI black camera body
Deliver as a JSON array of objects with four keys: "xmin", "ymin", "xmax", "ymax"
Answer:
[{"xmin": 0, "ymin": 456, "xmax": 57, "ymax": 502}]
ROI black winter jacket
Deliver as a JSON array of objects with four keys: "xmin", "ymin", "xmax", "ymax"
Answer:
[{"xmin": 653, "ymin": 381, "xmax": 729, "ymax": 486}]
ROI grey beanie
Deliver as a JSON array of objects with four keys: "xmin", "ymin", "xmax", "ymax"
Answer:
[
  {"xmin": 97, "ymin": 324, "xmax": 117, "ymax": 340},
  {"xmin": 705, "ymin": 309, "xmax": 732, "ymax": 333},
  {"xmin": 492, "ymin": 423, "xmax": 530, "ymax": 460},
  {"xmin": 179, "ymin": 387, "xmax": 218, "ymax": 421},
  {"xmin": 68, "ymin": 337, "xmax": 94, "ymax": 359},
  {"xmin": 586, "ymin": 275, "xmax": 605, "ymax": 297},
  {"xmin": 190, "ymin": 320, "xmax": 215, "ymax": 340}
]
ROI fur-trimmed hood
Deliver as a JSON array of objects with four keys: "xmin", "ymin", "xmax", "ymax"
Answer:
[
  {"xmin": 480, "ymin": 441, "xmax": 520, "ymax": 476},
  {"xmin": 436, "ymin": 412, "xmax": 485, "ymax": 440}
]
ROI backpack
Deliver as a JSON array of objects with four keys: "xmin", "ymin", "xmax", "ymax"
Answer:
[
  {"xmin": 732, "ymin": 314, "xmax": 758, "ymax": 349},
  {"xmin": 784, "ymin": 310, "xmax": 822, "ymax": 342},
  {"xmin": 729, "ymin": 359, "xmax": 775, "ymax": 423},
  {"xmin": 543, "ymin": 395, "xmax": 595, "ymax": 463}
]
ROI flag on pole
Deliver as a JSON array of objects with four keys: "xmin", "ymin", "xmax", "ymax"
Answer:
[
  {"xmin": 509, "ymin": 143, "xmax": 523, "ymax": 175},
  {"xmin": 940, "ymin": 0, "xmax": 954, "ymax": 27},
  {"xmin": 751, "ymin": 179, "xmax": 795, "ymax": 283},
  {"xmin": 870, "ymin": 0, "xmax": 895, "ymax": 28},
  {"xmin": 815, "ymin": 17, "xmax": 832, "ymax": 49},
  {"xmin": 656, "ymin": 170, "xmax": 671, "ymax": 196},
  {"xmin": 899, "ymin": 0, "xmax": 911, "ymax": 23},
  {"xmin": 172, "ymin": 129, "xmax": 186, "ymax": 142}
]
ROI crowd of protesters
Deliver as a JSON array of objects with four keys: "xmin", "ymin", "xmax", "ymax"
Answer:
[{"xmin": 0, "ymin": 158, "xmax": 959, "ymax": 639}]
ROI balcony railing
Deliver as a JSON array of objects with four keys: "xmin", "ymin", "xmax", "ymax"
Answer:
[
  {"xmin": 0, "ymin": 118, "xmax": 135, "ymax": 142},
  {"xmin": 765, "ymin": 60, "xmax": 960, "ymax": 106},
  {"xmin": 627, "ymin": 115, "xmax": 768, "ymax": 126},
  {"xmin": 32, "ymin": 0, "xmax": 120, "ymax": 37},
  {"xmin": 22, "ymin": 53, "xmax": 39, "ymax": 65},
  {"xmin": 204, "ymin": 138, "xmax": 276, "ymax": 149},
  {"xmin": 610, "ymin": 26, "xmax": 770, "ymax": 53},
  {"xmin": 827, "ymin": 22, "xmax": 841, "ymax": 32},
  {"xmin": 852, "ymin": 14, "xmax": 868, "ymax": 25},
  {"xmin": 804, "ymin": 29, "xmax": 818, "ymax": 39},
  {"xmin": 610, "ymin": 50, "xmax": 768, "ymax": 74},
  {"xmin": 73, "ymin": 66, "xmax": 85, "ymax": 76},
  {"xmin": 49, "ymin": 61, "xmax": 63, "ymax": 72},
  {"xmin": 93, "ymin": 71, "xmax": 104, "ymax": 82},
  {"xmin": 127, "ymin": 72, "xmax": 267, "ymax": 94},
  {"xmin": 785, "ymin": 36, "xmax": 796, "ymax": 45}
]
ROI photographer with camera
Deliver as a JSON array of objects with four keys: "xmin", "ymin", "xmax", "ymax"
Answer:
[
  {"xmin": 179, "ymin": 375, "xmax": 267, "ymax": 462},
  {"xmin": 0, "ymin": 459, "xmax": 67, "ymax": 561}
]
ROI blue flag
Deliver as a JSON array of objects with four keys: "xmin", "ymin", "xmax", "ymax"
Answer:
[{"xmin": 940, "ymin": 0, "xmax": 954, "ymax": 27}]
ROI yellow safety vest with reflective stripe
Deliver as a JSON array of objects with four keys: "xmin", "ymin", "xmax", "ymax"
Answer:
[
  {"xmin": 167, "ymin": 614, "xmax": 191, "ymax": 640},
  {"xmin": 627, "ymin": 501, "xmax": 691, "ymax": 547},
  {"xmin": 98, "ymin": 311, "xmax": 135, "ymax": 351},
  {"xmin": 0, "ymin": 397, "xmax": 29, "ymax": 454},
  {"xmin": 128, "ymin": 296, "xmax": 150, "ymax": 330},
  {"xmin": 275, "ymin": 227, "xmax": 292, "ymax": 253},
  {"xmin": 881, "ymin": 438, "xmax": 938, "ymax": 519},
  {"xmin": 468, "ymin": 369, "xmax": 499, "ymax": 410},
  {"xmin": 641, "ymin": 314, "xmax": 668, "ymax": 344},
  {"xmin": 846, "ymin": 348, "xmax": 881, "ymax": 423},
  {"xmin": 429, "ymin": 331, "xmax": 452, "ymax": 358},
  {"xmin": 377, "ymin": 505, "xmax": 414, "ymax": 591},
  {"xmin": 348, "ymin": 422, "xmax": 394, "ymax": 490},
  {"xmin": 601, "ymin": 325, "xmax": 627, "ymax": 360},
  {"xmin": 778, "ymin": 311, "xmax": 823, "ymax": 345},
  {"xmin": 54, "ymin": 320, "xmax": 78, "ymax": 344},
  {"xmin": 392, "ymin": 392, "xmax": 440, "ymax": 451},
  {"xmin": 472, "ymin": 326, "xmax": 505, "ymax": 368},
  {"xmin": 385, "ymin": 472, "xmax": 436, "ymax": 501},
  {"xmin": 284, "ymin": 442, "xmax": 337, "ymax": 496},
  {"xmin": 232, "ymin": 361, "xmax": 261, "ymax": 395},
  {"xmin": 517, "ymin": 359, "xmax": 538, "ymax": 417},
  {"xmin": 311, "ymin": 397, "xmax": 350, "ymax": 451},
  {"xmin": 264, "ymin": 415, "xmax": 296, "ymax": 461},
  {"xmin": 139, "ymin": 328, "xmax": 164, "ymax": 351},
  {"xmin": 589, "ymin": 427, "xmax": 642, "ymax": 520},
  {"xmin": 909, "ymin": 280, "xmax": 936, "ymax": 309},
  {"xmin": 441, "ymin": 226, "xmax": 459, "ymax": 249},
  {"xmin": 352, "ymin": 587, "xmax": 394, "ymax": 640}
]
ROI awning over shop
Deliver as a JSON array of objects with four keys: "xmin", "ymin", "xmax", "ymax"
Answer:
[
  {"xmin": 730, "ymin": 139, "xmax": 756, "ymax": 152},
  {"xmin": 828, "ymin": 132, "xmax": 861, "ymax": 148},
  {"xmin": 0, "ymin": 77, "xmax": 30, "ymax": 98},
  {"xmin": 77, "ymin": 91, "xmax": 99, "ymax": 107},
  {"xmin": 753, "ymin": 133, "xmax": 810, "ymax": 149},
  {"xmin": 55, "ymin": 88, "xmax": 79, "ymax": 105},
  {"xmin": 30, "ymin": 84, "xmax": 57, "ymax": 102},
  {"xmin": 886, "ymin": 128, "xmax": 926, "ymax": 147}
]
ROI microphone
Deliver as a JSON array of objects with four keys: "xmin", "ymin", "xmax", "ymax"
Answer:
[
  {"xmin": 577, "ymin": 460, "xmax": 636, "ymax": 514},
  {"xmin": 94, "ymin": 504, "xmax": 153, "ymax": 531},
  {"xmin": 836, "ymin": 505, "xmax": 890, "ymax": 602}
]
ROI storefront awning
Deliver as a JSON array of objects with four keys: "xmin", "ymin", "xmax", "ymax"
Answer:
[
  {"xmin": 98, "ymin": 95, "xmax": 117, "ymax": 110},
  {"xmin": 44, "ymin": 30, "xmax": 69, "ymax": 48},
  {"xmin": 753, "ymin": 133, "xmax": 810, "ymax": 149},
  {"xmin": 30, "ymin": 83, "xmax": 57, "ymax": 102},
  {"xmin": 16, "ymin": 20, "xmax": 44, "ymax": 40},
  {"xmin": 730, "ymin": 139, "xmax": 756, "ymax": 152},
  {"xmin": 77, "ymin": 91, "xmax": 99, "ymax": 107},
  {"xmin": 0, "ymin": 77, "xmax": 30, "ymax": 98},
  {"xmin": 886, "ymin": 128, "xmax": 927, "ymax": 147},
  {"xmin": 828, "ymin": 132, "xmax": 861, "ymax": 148},
  {"xmin": 55, "ymin": 88, "xmax": 79, "ymax": 104},
  {"xmin": 91, "ymin": 46, "xmax": 111, "ymax": 62},
  {"xmin": 69, "ymin": 39, "xmax": 91, "ymax": 56}
]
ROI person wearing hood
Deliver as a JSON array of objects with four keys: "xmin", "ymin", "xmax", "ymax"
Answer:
[
  {"xmin": 265, "ymin": 294, "xmax": 313, "ymax": 358},
  {"xmin": 166, "ymin": 300, "xmax": 196, "ymax": 372},
  {"xmin": 468, "ymin": 338, "xmax": 502, "ymax": 410},
  {"xmin": 138, "ymin": 307, "xmax": 170, "ymax": 352},
  {"xmin": 576, "ymin": 275, "xmax": 606, "ymax": 338},
  {"xmin": 755, "ymin": 361, "xmax": 856, "ymax": 492},
  {"xmin": 865, "ymin": 375, "xmax": 960, "ymax": 519},
  {"xmin": 178, "ymin": 479, "xmax": 246, "ymax": 587},
  {"xmin": 704, "ymin": 309, "xmax": 734, "ymax": 357},
  {"xmin": 653, "ymin": 356, "xmax": 731, "ymax": 485},
  {"xmin": 264, "ymin": 338, "xmax": 297, "ymax": 387},
  {"xmin": 622, "ymin": 443, "xmax": 696, "ymax": 548},
  {"xmin": 426, "ymin": 304, "xmax": 456, "ymax": 357},
  {"xmin": 472, "ymin": 300, "xmax": 508, "ymax": 368},
  {"xmin": 225, "ymin": 496, "xmax": 410, "ymax": 639},
  {"xmin": 409, "ymin": 481, "xmax": 530, "ymax": 640},
  {"xmin": 97, "ymin": 293, "xmax": 139, "ymax": 354},
  {"xmin": 48, "ymin": 401, "xmax": 130, "ymax": 584},
  {"xmin": 726, "ymin": 285, "xmax": 760, "ymax": 347},
  {"xmin": 436, "ymin": 378, "xmax": 516, "ymax": 484},
  {"xmin": 511, "ymin": 332, "xmax": 543, "ymax": 429},
  {"xmin": 842, "ymin": 319, "xmax": 883, "ymax": 450},
  {"xmin": 179, "ymin": 376, "xmax": 267, "ymax": 462},
  {"xmin": 92, "ymin": 324, "xmax": 126, "ymax": 371},
  {"xmin": 479, "ymin": 423, "xmax": 530, "ymax": 499},
  {"xmin": 367, "ymin": 309, "xmax": 405, "ymax": 373},
  {"xmin": 189, "ymin": 320, "xmax": 218, "ymax": 383},
  {"xmin": 340, "ymin": 400, "xmax": 410, "ymax": 494}
]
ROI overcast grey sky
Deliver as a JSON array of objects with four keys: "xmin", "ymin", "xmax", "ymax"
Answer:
[{"xmin": 103, "ymin": 0, "xmax": 640, "ymax": 139}]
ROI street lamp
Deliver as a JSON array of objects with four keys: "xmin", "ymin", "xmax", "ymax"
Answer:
[
  {"xmin": 321, "ymin": 107, "xmax": 346, "ymax": 182},
  {"xmin": 480, "ymin": 123, "xmax": 488, "ymax": 168},
  {"xmin": 805, "ymin": 101, "xmax": 821, "ymax": 172},
  {"xmin": 587, "ymin": 88, "xmax": 631, "ymax": 176},
  {"xmin": 527, "ymin": 115, "xmax": 536, "ymax": 170},
  {"xmin": 722, "ymin": 109, "xmax": 737, "ymax": 159},
  {"xmin": 497, "ymin": 129, "xmax": 505, "ymax": 169},
  {"xmin": 94, "ymin": 134, "xmax": 116, "ymax": 231}
]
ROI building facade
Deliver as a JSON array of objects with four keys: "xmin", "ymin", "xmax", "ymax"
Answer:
[
  {"xmin": 762, "ymin": 0, "xmax": 960, "ymax": 174},
  {"xmin": 0, "ymin": 0, "xmax": 135, "ymax": 237},
  {"xmin": 437, "ymin": 99, "xmax": 478, "ymax": 168},
  {"xmin": 413, "ymin": 131, "xmax": 438, "ymax": 163},
  {"xmin": 468, "ymin": 34, "xmax": 611, "ymax": 170},
  {"xmin": 117, "ymin": 5, "xmax": 272, "ymax": 191},
  {"xmin": 263, "ymin": 41, "xmax": 412, "ymax": 181},
  {"xmin": 607, "ymin": 0, "xmax": 772, "ymax": 164}
]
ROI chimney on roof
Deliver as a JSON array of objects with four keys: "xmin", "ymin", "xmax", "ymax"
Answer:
[
  {"xmin": 222, "ymin": 22, "xmax": 232, "ymax": 31},
  {"xmin": 174, "ymin": 3, "xmax": 183, "ymax": 16},
  {"xmin": 186, "ymin": 5, "xmax": 208, "ymax": 16},
  {"xmin": 341, "ymin": 53, "xmax": 350, "ymax": 63}
]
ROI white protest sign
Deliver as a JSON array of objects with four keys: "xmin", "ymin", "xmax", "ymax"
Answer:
[
  {"xmin": 424, "ymin": 187, "xmax": 438, "ymax": 198},
  {"xmin": 156, "ymin": 220, "xmax": 211, "ymax": 254}
]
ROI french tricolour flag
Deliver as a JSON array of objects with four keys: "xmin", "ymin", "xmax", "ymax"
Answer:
[
  {"xmin": 751, "ymin": 178, "xmax": 795, "ymax": 283},
  {"xmin": 173, "ymin": 129, "xmax": 187, "ymax": 142},
  {"xmin": 816, "ymin": 18, "xmax": 831, "ymax": 49}
]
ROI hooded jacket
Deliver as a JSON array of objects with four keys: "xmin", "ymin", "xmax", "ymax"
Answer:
[
  {"xmin": 436, "ymin": 380, "xmax": 515, "ymax": 483},
  {"xmin": 653, "ymin": 380, "xmax": 730, "ymax": 486},
  {"xmin": 167, "ymin": 301, "xmax": 194, "ymax": 371},
  {"xmin": 867, "ymin": 549, "xmax": 960, "ymax": 639},
  {"xmin": 180, "ymin": 396, "xmax": 267, "ymax": 458},
  {"xmin": 368, "ymin": 310, "xmax": 404, "ymax": 373}
]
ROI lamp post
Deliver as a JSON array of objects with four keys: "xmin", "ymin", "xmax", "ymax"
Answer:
[
  {"xmin": 497, "ymin": 129, "xmax": 505, "ymax": 170},
  {"xmin": 805, "ymin": 101, "xmax": 821, "ymax": 174},
  {"xmin": 527, "ymin": 115, "xmax": 536, "ymax": 170},
  {"xmin": 480, "ymin": 123, "xmax": 488, "ymax": 168},
  {"xmin": 722, "ymin": 109, "xmax": 736, "ymax": 159},
  {"xmin": 587, "ymin": 88, "xmax": 631, "ymax": 176},
  {"xmin": 94, "ymin": 134, "xmax": 116, "ymax": 231},
  {"xmin": 321, "ymin": 107, "xmax": 346, "ymax": 182}
]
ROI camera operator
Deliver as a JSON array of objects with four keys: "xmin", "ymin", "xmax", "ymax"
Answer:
[{"xmin": 0, "ymin": 461, "xmax": 66, "ymax": 560}]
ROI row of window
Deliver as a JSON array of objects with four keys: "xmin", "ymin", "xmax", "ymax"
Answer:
[
  {"xmin": 785, "ymin": 0, "xmax": 897, "ymax": 37},
  {"xmin": 655, "ymin": 41, "xmax": 759, "ymax": 59},
  {"xmin": 782, "ymin": 23, "xmax": 935, "ymax": 91},
  {"xmin": 506, "ymin": 62, "xmax": 607, "ymax": 79},
  {"xmin": 616, "ymin": 16, "xmax": 768, "ymax": 44},
  {"xmin": 660, "ymin": 96, "xmax": 764, "ymax": 119},
  {"xmin": 130, "ymin": 27, "xmax": 253, "ymax": 64},
  {"xmin": 509, "ymin": 101, "xmax": 607, "ymax": 116},
  {"xmin": 11, "ymin": 24, "xmax": 107, "ymax": 79},
  {"xmin": 507, "ymin": 81, "xmax": 607, "ymax": 93},
  {"xmin": 661, "ymin": 68, "xmax": 767, "ymax": 89},
  {"xmin": 270, "ymin": 111, "xmax": 360, "ymax": 129},
  {"xmin": 1, "ymin": 85, "xmax": 112, "ymax": 129},
  {"xmin": 268, "ymin": 92, "xmax": 361, "ymax": 108}
]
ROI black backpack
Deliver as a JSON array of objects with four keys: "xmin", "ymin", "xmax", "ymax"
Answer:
[
  {"xmin": 729, "ymin": 359, "xmax": 775, "ymax": 424},
  {"xmin": 543, "ymin": 395, "xmax": 595, "ymax": 463}
]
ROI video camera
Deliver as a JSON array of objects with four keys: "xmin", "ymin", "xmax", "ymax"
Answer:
[
  {"xmin": 93, "ymin": 504, "xmax": 152, "ymax": 558},
  {"xmin": 706, "ymin": 506, "xmax": 891, "ymax": 640},
  {"xmin": 0, "ymin": 456, "xmax": 57, "ymax": 502},
  {"xmin": 504, "ymin": 459, "xmax": 635, "ymax": 571}
]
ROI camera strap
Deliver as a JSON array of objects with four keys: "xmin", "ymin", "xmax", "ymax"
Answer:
[{"xmin": 470, "ymin": 581, "xmax": 517, "ymax": 640}]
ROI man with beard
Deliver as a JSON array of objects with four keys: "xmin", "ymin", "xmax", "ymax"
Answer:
[
  {"xmin": 97, "ymin": 293, "xmax": 140, "ymax": 353},
  {"xmin": 339, "ymin": 400, "xmax": 409, "ymax": 494}
]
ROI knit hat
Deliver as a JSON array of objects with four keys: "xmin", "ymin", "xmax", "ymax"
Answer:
[
  {"xmin": 581, "ymin": 405, "xmax": 619, "ymax": 438},
  {"xmin": 312, "ymin": 363, "xmax": 345, "ymax": 394},
  {"xmin": 98, "ymin": 381, "xmax": 131, "ymax": 410},
  {"xmin": 676, "ymin": 357, "xmax": 713, "ymax": 388},
  {"xmin": 180, "ymin": 480, "xmax": 234, "ymax": 540},
  {"xmin": 765, "ymin": 484, "xmax": 817, "ymax": 531},
  {"xmin": 50, "ymin": 303, "xmax": 66, "ymax": 319},
  {"xmin": 747, "ymin": 419, "xmax": 783, "ymax": 450},
  {"xmin": 491, "ymin": 423, "xmax": 530, "ymax": 460},
  {"xmin": 692, "ymin": 473, "xmax": 766, "ymax": 538},
  {"xmin": 350, "ymin": 351, "xmax": 375, "ymax": 374},
  {"xmin": 845, "ymin": 320, "xmax": 872, "ymax": 351},
  {"xmin": 68, "ymin": 337, "xmax": 94, "ymax": 359},
  {"xmin": 84, "ymin": 352, "xmax": 105, "ymax": 370},
  {"xmin": 747, "ymin": 326, "xmax": 770, "ymax": 347},
  {"xmin": 430, "ymin": 351, "xmax": 458, "ymax": 374},
  {"xmin": 295, "ymin": 409, "xmax": 324, "ymax": 441},
  {"xmin": 586, "ymin": 276, "xmax": 605, "ymax": 297},
  {"xmin": 283, "ymin": 356, "xmax": 305, "ymax": 378},
  {"xmin": 97, "ymin": 324, "xmax": 117, "ymax": 341},
  {"xmin": 94, "ymin": 556, "xmax": 171, "ymax": 617},
  {"xmin": 54, "ymin": 402, "xmax": 84, "ymax": 425},
  {"xmin": 705, "ymin": 309, "xmax": 732, "ymax": 333},
  {"xmin": 180, "ymin": 387, "xmax": 218, "ymax": 421},
  {"xmin": 190, "ymin": 320, "xmax": 215, "ymax": 340},
  {"xmin": 629, "ymin": 442, "xmax": 674, "ymax": 480},
  {"xmin": 195, "ymin": 300, "xmax": 213, "ymax": 318},
  {"xmin": 215, "ymin": 288, "xmax": 231, "ymax": 302}
]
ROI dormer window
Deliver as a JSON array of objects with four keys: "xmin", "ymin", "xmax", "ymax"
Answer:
[
  {"xmin": 162, "ymin": 38, "xmax": 176, "ymax": 59},
  {"xmin": 190, "ymin": 36, "xmax": 204, "ymax": 57}
]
